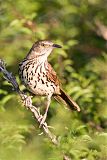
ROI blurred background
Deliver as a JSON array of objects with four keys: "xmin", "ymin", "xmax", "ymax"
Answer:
[{"xmin": 0, "ymin": 0, "xmax": 107, "ymax": 159}]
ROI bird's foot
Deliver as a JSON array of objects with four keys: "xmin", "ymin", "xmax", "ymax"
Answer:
[
  {"xmin": 39, "ymin": 113, "xmax": 47, "ymax": 128},
  {"xmin": 22, "ymin": 95, "xmax": 32, "ymax": 108},
  {"xmin": 38, "ymin": 115, "xmax": 54, "ymax": 129}
]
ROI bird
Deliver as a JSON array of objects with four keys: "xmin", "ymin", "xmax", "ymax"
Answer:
[{"xmin": 19, "ymin": 40, "xmax": 80, "ymax": 126}]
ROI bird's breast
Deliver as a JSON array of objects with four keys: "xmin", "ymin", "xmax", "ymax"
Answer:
[{"xmin": 19, "ymin": 60, "xmax": 59, "ymax": 96}]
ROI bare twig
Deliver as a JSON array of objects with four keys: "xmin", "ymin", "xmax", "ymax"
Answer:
[
  {"xmin": 95, "ymin": 20, "xmax": 107, "ymax": 40},
  {"xmin": 0, "ymin": 59, "xmax": 58, "ymax": 145},
  {"xmin": 63, "ymin": 155, "xmax": 71, "ymax": 160}
]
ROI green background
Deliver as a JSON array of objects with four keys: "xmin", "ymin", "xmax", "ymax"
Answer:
[{"xmin": 0, "ymin": 0, "xmax": 107, "ymax": 159}]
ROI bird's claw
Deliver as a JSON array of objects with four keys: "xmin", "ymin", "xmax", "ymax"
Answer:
[
  {"xmin": 22, "ymin": 95, "xmax": 32, "ymax": 108},
  {"xmin": 38, "ymin": 113, "xmax": 47, "ymax": 128}
]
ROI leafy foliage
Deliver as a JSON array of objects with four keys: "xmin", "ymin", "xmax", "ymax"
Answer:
[{"xmin": 0, "ymin": 0, "xmax": 107, "ymax": 159}]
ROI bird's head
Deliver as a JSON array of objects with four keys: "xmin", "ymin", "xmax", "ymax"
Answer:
[{"xmin": 26, "ymin": 40, "xmax": 62, "ymax": 59}]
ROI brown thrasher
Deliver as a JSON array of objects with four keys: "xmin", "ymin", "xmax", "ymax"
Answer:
[{"xmin": 19, "ymin": 40, "xmax": 80, "ymax": 126}]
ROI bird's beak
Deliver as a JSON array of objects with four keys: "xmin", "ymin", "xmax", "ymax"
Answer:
[{"xmin": 53, "ymin": 44, "xmax": 62, "ymax": 48}]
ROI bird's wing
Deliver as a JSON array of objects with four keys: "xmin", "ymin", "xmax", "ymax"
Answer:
[{"xmin": 45, "ymin": 63, "xmax": 60, "ymax": 87}]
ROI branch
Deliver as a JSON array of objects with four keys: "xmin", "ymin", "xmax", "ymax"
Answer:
[
  {"xmin": 95, "ymin": 20, "xmax": 107, "ymax": 40},
  {"xmin": 63, "ymin": 155, "xmax": 71, "ymax": 160},
  {"xmin": 0, "ymin": 59, "xmax": 58, "ymax": 145}
]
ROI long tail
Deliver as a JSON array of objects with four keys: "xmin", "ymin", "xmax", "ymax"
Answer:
[{"xmin": 54, "ymin": 89, "xmax": 80, "ymax": 112}]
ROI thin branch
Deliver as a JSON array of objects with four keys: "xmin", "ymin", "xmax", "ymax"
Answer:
[
  {"xmin": 0, "ymin": 59, "xmax": 58, "ymax": 145},
  {"xmin": 63, "ymin": 155, "xmax": 71, "ymax": 160}
]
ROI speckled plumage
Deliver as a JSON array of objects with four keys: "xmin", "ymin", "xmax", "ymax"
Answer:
[
  {"xmin": 19, "ymin": 58, "xmax": 60, "ymax": 96},
  {"xmin": 19, "ymin": 40, "xmax": 80, "ymax": 126}
]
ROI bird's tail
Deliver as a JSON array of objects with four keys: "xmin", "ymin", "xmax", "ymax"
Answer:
[{"xmin": 54, "ymin": 89, "xmax": 80, "ymax": 112}]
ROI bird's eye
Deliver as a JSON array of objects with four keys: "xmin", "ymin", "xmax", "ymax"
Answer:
[{"xmin": 41, "ymin": 43, "xmax": 45, "ymax": 46}]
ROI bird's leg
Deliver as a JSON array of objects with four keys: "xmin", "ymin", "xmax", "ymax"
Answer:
[{"xmin": 39, "ymin": 94, "xmax": 52, "ymax": 127}]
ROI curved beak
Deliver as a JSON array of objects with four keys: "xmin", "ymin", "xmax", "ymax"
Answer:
[{"xmin": 53, "ymin": 44, "xmax": 62, "ymax": 48}]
